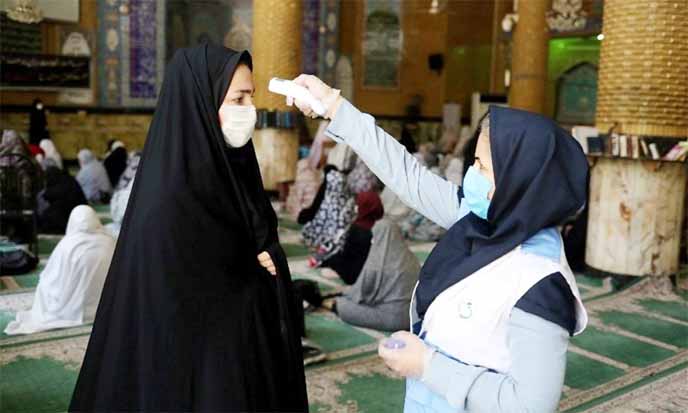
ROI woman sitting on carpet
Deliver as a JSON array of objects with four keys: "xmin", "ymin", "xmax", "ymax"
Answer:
[
  {"xmin": 76, "ymin": 149, "xmax": 112, "ymax": 204},
  {"xmin": 5, "ymin": 205, "xmax": 115, "ymax": 335},
  {"xmin": 300, "ymin": 143, "xmax": 357, "ymax": 250},
  {"xmin": 333, "ymin": 218, "xmax": 420, "ymax": 332},
  {"xmin": 285, "ymin": 121, "xmax": 328, "ymax": 220},
  {"xmin": 38, "ymin": 139, "xmax": 63, "ymax": 170},
  {"xmin": 105, "ymin": 177, "xmax": 134, "ymax": 238},
  {"xmin": 315, "ymin": 191, "xmax": 385, "ymax": 285},
  {"xmin": 103, "ymin": 140, "xmax": 128, "ymax": 188},
  {"xmin": 37, "ymin": 163, "xmax": 88, "ymax": 234},
  {"xmin": 114, "ymin": 150, "xmax": 141, "ymax": 191}
]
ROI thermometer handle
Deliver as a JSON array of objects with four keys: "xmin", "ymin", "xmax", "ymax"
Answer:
[{"xmin": 268, "ymin": 77, "xmax": 326, "ymax": 116}]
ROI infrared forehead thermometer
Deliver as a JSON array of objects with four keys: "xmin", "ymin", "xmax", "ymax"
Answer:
[{"xmin": 268, "ymin": 77, "xmax": 326, "ymax": 117}]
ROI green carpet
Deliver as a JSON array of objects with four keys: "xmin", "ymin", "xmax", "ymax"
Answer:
[
  {"xmin": 306, "ymin": 313, "xmax": 376, "ymax": 353},
  {"xmin": 635, "ymin": 298, "xmax": 688, "ymax": 322},
  {"xmin": 598, "ymin": 310, "xmax": 688, "ymax": 348},
  {"xmin": 283, "ymin": 243, "xmax": 310, "ymax": 258},
  {"xmin": 0, "ymin": 357, "xmax": 78, "ymax": 413},
  {"xmin": 571, "ymin": 326, "xmax": 675, "ymax": 367},
  {"xmin": 564, "ymin": 352, "xmax": 626, "ymax": 390},
  {"xmin": 38, "ymin": 238, "xmax": 61, "ymax": 257},
  {"xmin": 0, "ymin": 213, "xmax": 686, "ymax": 412}
]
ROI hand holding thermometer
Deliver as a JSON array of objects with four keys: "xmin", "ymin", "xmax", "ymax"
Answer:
[{"xmin": 268, "ymin": 77, "xmax": 327, "ymax": 117}]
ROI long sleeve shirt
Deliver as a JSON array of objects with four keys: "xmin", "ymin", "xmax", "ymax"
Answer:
[{"xmin": 325, "ymin": 99, "xmax": 574, "ymax": 412}]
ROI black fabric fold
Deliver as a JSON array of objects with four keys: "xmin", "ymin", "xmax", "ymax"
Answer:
[{"xmin": 70, "ymin": 43, "xmax": 307, "ymax": 412}]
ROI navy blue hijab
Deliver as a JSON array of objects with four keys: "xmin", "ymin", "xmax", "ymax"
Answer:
[{"xmin": 415, "ymin": 106, "xmax": 588, "ymax": 321}]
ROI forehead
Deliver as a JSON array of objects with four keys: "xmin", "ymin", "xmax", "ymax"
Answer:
[
  {"xmin": 476, "ymin": 130, "xmax": 491, "ymax": 155},
  {"xmin": 228, "ymin": 64, "xmax": 253, "ymax": 89}
]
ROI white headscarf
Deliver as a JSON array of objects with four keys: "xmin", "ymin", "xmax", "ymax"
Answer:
[
  {"xmin": 76, "ymin": 149, "xmax": 113, "ymax": 203},
  {"xmin": 106, "ymin": 177, "xmax": 135, "ymax": 237},
  {"xmin": 39, "ymin": 139, "xmax": 63, "ymax": 169},
  {"xmin": 4, "ymin": 205, "xmax": 116, "ymax": 335}
]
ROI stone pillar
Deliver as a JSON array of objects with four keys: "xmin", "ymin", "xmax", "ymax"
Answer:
[
  {"xmin": 586, "ymin": 0, "xmax": 688, "ymax": 277},
  {"xmin": 508, "ymin": 0, "xmax": 548, "ymax": 113},
  {"xmin": 251, "ymin": 0, "xmax": 303, "ymax": 191}
]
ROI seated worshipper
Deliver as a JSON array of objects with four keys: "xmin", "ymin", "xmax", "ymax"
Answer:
[
  {"xmin": 380, "ymin": 185, "xmax": 412, "ymax": 223},
  {"xmin": 316, "ymin": 191, "xmax": 385, "ymax": 284},
  {"xmin": 286, "ymin": 158, "xmax": 323, "ymax": 220},
  {"xmin": 347, "ymin": 156, "xmax": 382, "ymax": 194},
  {"xmin": 114, "ymin": 150, "xmax": 141, "ymax": 191},
  {"xmin": 39, "ymin": 139, "xmax": 63, "ymax": 169},
  {"xmin": 0, "ymin": 130, "xmax": 43, "ymax": 243},
  {"xmin": 37, "ymin": 163, "xmax": 88, "ymax": 234},
  {"xmin": 285, "ymin": 122, "xmax": 329, "ymax": 219},
  {"xmin": 76, "ymin": 149, "xmax": 112, "ymax": 204},
  {"xmin": 5, "ymin": 205, "xmax": 115, "ymax": 335},
  {"xmin": 400, "ymin": 122, "xmax": 418, "ymax": 154},
  {"xmin": 301, "ymin": 142, "xmax": 357, "ymax": 249},
  {"xmin": 105, "ymin": 177, "xmax": 134, "ymax": 237},
  {"xmin": 441, "ymin": 156, "xmax": 464, "ymax": 186},
  {"xmin": 400, "ymin": 210, "xmax": 447, "ymax": 242},
  {"xmin": 332, "ymin": 219, "xmax": 420, "ymax": 331},
  {"xmin": 289, "ymin": 75, "xmax": 588, "ymax": 412},
  {"xmin": 70, "ymin": 45, "xmax": 307, "ymax": 412},
  {"xmin": 296, "ymin": 164, "xmax": 332, "ymax": 225},
  {"xmin": 103, "ymin": 140, "xmax": 128, "ymax": 187}
]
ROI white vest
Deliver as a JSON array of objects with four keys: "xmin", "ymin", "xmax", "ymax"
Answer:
[{"xmin": 416, "ymin": 243, "xmax": 587, "ymax": 374}]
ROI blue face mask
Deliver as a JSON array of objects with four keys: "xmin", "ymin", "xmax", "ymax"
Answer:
[{"xmin": 462, "ymin": 166, "xmax": 492, "ymax": 220}]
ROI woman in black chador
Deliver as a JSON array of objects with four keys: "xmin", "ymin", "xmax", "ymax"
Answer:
[{"xmin": 70, "ymin": 44, "xmax": 308, "ymax": 412}]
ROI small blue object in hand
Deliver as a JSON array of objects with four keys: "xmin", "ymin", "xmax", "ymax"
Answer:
[{"xmin": 383, "ymin": 338, "xmax": 406, "ymax": 350}]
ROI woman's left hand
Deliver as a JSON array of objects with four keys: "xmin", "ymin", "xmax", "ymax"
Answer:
[
  {"xmin": 257, "ymin": 251, "xmax": 277, "ymax": 276},
  {"xmin": 378, "ymin": 331, "xmax": 434, "ymax": 378}
]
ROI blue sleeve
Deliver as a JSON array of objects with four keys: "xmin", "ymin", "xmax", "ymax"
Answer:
[
  {"xmin": 420, "ymin": 308, "xmax": 569, "ymax": 413},
  {"xmin": 325, "ymin": 99, "xmax": 462, "ymax": 229}
]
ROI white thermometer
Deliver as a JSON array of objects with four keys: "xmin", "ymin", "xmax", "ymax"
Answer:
[{"xmin": 268, "ymin": 77, "xmax": 326, "ymax": 117}]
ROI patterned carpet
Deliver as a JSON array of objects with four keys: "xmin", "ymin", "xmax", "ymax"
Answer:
[{"xmin": 1, "ymin": 205, "xmax": 686, "ymax": 412}]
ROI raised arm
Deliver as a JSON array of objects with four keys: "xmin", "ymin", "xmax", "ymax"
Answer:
[
  {"xmin": 325, "ymin": 100, "xmax": 460, "ymax": 229},
  {"xmin": 289, "ymin": 75, "xmax": 462, "ymax": 229}
]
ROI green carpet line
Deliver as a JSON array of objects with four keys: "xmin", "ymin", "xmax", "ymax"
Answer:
[
  {"xmin": 564, "ymin": 352, "xmax": 626, "ymax": 390},
  {"xmin": 598, "ymin": 310, "xmax": 688, "ymax": 348},
  {"xmin": 278, "ymin": 219, "xmax": 302, "ymax": 231},
  {"xmin": 635, "ymin": 298, "xmax": 688, "ymax": 323},
  {"xmin": 91, "ymin": 204, "xmax": 110, "ymax": 214},
  {"xmin": 336, "ymin": 371, "xmax": 405, "ymax": 413},
  {"xmin": 305, "ymin": 350, "xmax": 378, "ymax": 372},
  {"xmin": 575, "ymin": 274, "xmax": 605, "ymax": 288},
  {"xmin": 15, "ymin": 274, "xmax": 39, "ymax": 289},
  {"xmin": 305, "ymin": 314, "xmax": 376, "ymax": 353},
  {"xmin": 0, "ymin": 356, "xmax": 79, "ymax": 413},
  {"xmin": 570, "ymin": 326, "xmax": 676, "ymax": 367},
  {"xmin": 0, "ymin": 287, "xmax": 35, "ymax": 296},
  {"xmin": 38, "ymin": 238, "xmax": 61, "ymax": 256},
  {"xmin": 282, "ymin": 243, "xmax": 310, "ymax": 258},
  {"xmin": 0, "ymin": 330, "xmax": 91, "ymax": 350},
  {"xmin": 562, "ymin": 361, "xmax": 688, "ymax": 413}
]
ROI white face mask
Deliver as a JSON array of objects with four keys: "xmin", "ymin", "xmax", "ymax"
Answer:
[
  {"xmin": 219, "ymin": 104, "xmax": 257, "ymax": 148},
  {"xmin": 36, "ymin": 103, "xmax": 44, "ymax": 110}
]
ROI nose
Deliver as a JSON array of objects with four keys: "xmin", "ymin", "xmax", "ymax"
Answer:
[{"xmin": 244, "ymin": 94, "xmax": 254, "ymax": 106}]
